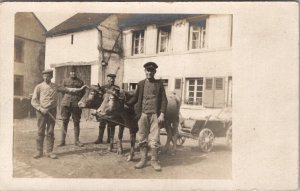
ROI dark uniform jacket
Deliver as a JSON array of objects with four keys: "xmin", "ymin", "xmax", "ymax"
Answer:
[
  {"xmin": 127, "ymin": 79, "xmax": 168, "ymax": 118},
  {"xmin": 102, "ymin": 84, "xmax": 120, "ymax": 93},
  {"xmin": 61, "ymin": 77, "xmax": 84, "ymax": 107}
]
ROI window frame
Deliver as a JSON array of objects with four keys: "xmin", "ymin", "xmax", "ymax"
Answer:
[
  {"xmin": 14, "ymin": 38, "xmax": 24, "ymax": 63},
  {"xmin": 185, "ymin": 78, "xmax": 204, "ymax": 106},
  {"xmin": 188, "ymin": 19, "xmax": 207, "ymax": 50},
  {"xmin": 157, "ymin": 25, "xmax": 172, "ymax": 53},
  {"xmin": 14, "ymin": 75, "xmax": 24, "ymax": 96},
  {"xmin": 132, "ymin": 30, "xmax": 145, "ymax": 55}
]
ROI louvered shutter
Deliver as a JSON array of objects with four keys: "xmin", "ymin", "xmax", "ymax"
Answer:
[
  {"xmin": 214, "ymin": 77, "xmax": 225, "ymax": 108},
  {"xmin": 203, "ymin": 78, "xmax": 214, "ymax": 107}
]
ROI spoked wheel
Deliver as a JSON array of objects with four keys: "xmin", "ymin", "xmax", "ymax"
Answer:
[
  {"xmin": 226, "ymin": 125, "xmax": 232, "ymax": 150},
  {"xmin": 176, "ymin": 136, "xmax": 186, "ymax": 146},
  {"xmin": 198, "ymin": 128, "xmax": 214, "ymax": 152}
]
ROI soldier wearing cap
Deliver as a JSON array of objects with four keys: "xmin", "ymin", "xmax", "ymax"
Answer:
[
  {"xmin": 31, "ymin": 69, "xmax": 86, "ymax": 159},
  {"xmin": 94, "ymin": 73, "xmax": 121, "ymax": 144},
  {"xmin": 126, "ymin": 62, "xmax": 168, "ymax": 171},
  {"xmin": 58, "ymin": 66, "xmax": 85, "ymax": 147}
]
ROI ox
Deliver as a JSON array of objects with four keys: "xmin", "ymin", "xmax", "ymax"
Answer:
[
  {"xmin": 97, "ymin": 89, "xmax": 181, "ymax": 161},
  {"xmin": 77, "ymin": 85, "xmax": 127, "ymax": 155}
]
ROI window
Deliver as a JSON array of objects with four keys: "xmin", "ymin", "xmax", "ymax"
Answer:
[
  {"xmin": 161, "ymin": 79, "xmax": 168, "ymax": 87},
  {"xmin": 158, "ymin": 26, "xmax": 171, "ymax": 53},
  {"xmin": 15, "ymin": 39, "xmax": 24, "ymax": 62},
  {"xmin": 132, "ymin": 30, "xmax": 144, "ymax": 55},
  {"xmin": 185, "ymin": 78, "xmax": 204, "ymax": 105},
  {"xmin": 129, "ymin": 83, "xmax": 137, "ymax": 91},
  {"xmin": 189, "ymin": 19, "xmax": 207, "ymax": 49},
  {"xmin": 175, "ymin": 79, "xmax": 181, "ymax": 89},
  {"xmin": 14, "ymin": 75, "xmax": 24, "ymax": 96}
]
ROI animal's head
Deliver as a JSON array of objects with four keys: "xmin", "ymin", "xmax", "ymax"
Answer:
[
  {"xmin": 78, "ymin": 84, "xmax": 104, "ymax": 109},
  {"xmin": 97, "ymin": 87, "xmax": 127, "ymax": 117}
]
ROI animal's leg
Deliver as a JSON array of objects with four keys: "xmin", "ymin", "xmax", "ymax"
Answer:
[
  {"xmin": 164, "ymin": 124, "xmax": 172, "ymax": 153},
  {"xmin": 107, "ymin": 125, "xmax": 115, "ymax": 152},
  {"xmin": 117, "ymin": 126, "xmax": 125, "ymax": 155},
  {"xmin": 171, "ymin": 120, "xmax": 179, "ymax": 155},
  {"xmin": 127, "ymin": 133, "xmax": 136, "ymax": 161}
]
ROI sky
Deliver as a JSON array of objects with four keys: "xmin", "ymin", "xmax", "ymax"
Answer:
[{"xmin": 34, "ymin": 12, "xmax": 75, "ymax": 30}]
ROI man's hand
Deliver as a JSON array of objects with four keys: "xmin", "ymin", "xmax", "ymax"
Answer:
[
  {"xmin": 39, "ymin": 107, "xmax": 48, "ymax": 115},
  {"xmin": 91, "ymin": 109, "xmax": 97, "ymax": 115},
  {"xmin": 124, "ymin": 103, "xmax": 130, "ymax": 110},
  {"xmin": 157, "ymin": 113, "xmax": 165, "ymax": 124}
]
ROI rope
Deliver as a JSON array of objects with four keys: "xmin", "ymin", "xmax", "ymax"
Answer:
[{"xmin": 92, "ymin": 113, "xmax": 126, "ymax": 127}]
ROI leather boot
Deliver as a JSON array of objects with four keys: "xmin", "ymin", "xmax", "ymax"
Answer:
[
  {"xmin": 94, "ymin": 126, "xmax": 105, "ymax": 144},
  {"xmin": 33, "ymin": 137, "xmax": 44, "ymax": 159},
  {"xmin": 134, "ymin": 146, "xmax": 148, "ymax": 169},
  {"xmin": 46, "ymin": 135, "xmax": 57, "ymax": 159},
  {"xmin": 57, "ymin": 121, "xmax": 68, "ymax": 147},
  {"xmin": 150, "ymin": 148, "xmax": 161, "ymax": 171},
  {"xmin": 74, "ymin": 123, "xmax": 84, "ymax": 147}
]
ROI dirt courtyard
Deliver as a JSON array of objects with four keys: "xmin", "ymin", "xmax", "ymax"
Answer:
[{"xmin": 13, "ymin": 118, "xmax": 232, "ymax": 179}]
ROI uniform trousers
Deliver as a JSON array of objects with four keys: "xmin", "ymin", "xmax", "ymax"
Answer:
[{"xmin": 137, "ymin": 113, "xmax": 160, "ymax": 149}]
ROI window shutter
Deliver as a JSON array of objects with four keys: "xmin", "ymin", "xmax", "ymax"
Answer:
[
  {"xmin": 175, "ymin": 79, "xmax": 181, "ymax": 89},
  {"xmin": 123, "ymin": 32, "xmax": 132, "ymax": 57},
  {"xmin": 214, "ymin": 77, "xmax": 225, "ymax": 108},
  {"xmin": 122, "ymin": 83, "xmax": 128, "ymax": 91},
  {"xmin": 203, "ymin": 78, "xmax": 214, "ymax": 107}
]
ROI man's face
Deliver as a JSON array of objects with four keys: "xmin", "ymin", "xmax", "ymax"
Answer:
[
  {"xmin": 70, "ymin": 71, "xmax": 77, "ymax": 79},
  {"xmin": 108, "ymin": 76, "xmax": 115, "ymax": 85},
  {"xmin": 42, "ymin": 74, "xmax": 52, "ymax": 84},
  {"xmin": 145, "ymin": 68, "xmax": 156, "ymax": 79}
]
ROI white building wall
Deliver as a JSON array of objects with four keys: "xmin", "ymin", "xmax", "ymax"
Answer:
[
  {"xmin": 123, "ymin": 15, "xmax": 232, "ymax": 90},
  {"xmin": 124, "ymin": 49, "xmax": 231, "ymax": 86},
  {"xmin": 145, "ymin": 25, "xmax": 157, "ymax": 55},
  {"xmin": 172, "ymin": 19, "xmax": 189, "ymax": 53},
  {"xmin": 207, "ymin": 14, "xmax": 232, "ymax": 49},
  {"xmin": 45, "ymin": 29, "xmax": 99, "ymax": 69}
]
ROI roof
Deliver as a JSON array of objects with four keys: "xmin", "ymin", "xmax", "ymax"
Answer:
[
  {"xmin": 47, "ymin": 13, "xmax": 111, "ymax": 37},
  {"xmin": 118, "ymin": 14, "xmax": 202, "ymax": 29},
  {"xmin": 46, "ymin": 13, "xmax": 204, "ymax": 37},
  {"xmin": 32, "ymin": 13, "xmax": 47, "ymax": 32}
]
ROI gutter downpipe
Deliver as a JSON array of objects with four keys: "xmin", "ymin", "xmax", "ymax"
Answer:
[{"xmin": 96, "ymin": 26, "xmax": 105, "ymax": 86}]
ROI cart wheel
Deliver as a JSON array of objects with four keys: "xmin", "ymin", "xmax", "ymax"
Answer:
[
  {"xmin": 226, "ymin": 125, "xmax": 232, "ymax": 150},
  {"xmin": 198, "ymin": 128, "xmax": 214, "ymax": 152},
  {"xmin": 176, "ymin": 136, "xmax": 186, "ymax": 146}
]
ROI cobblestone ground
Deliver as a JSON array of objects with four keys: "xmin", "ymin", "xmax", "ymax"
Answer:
[{"xmin": 13, "ymin": 117, "xmax": 232, "ymax": 179}]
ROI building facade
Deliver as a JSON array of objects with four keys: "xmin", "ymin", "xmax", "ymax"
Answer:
[
  {"xmin": 45, "ymin": 13, "xmax": 123, "ymax": 117},
  {"xmin": 44, "ymin": 13, "xmax": 232, "ymax": 119},
  {"xmin": 14, "ymin": 12, "xmax": 46, "ymax": 96},
  {"xmin": 120, "ymin": 14, "xmax": 232, "ymax": 119}
]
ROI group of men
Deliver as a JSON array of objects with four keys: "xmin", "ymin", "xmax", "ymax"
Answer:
[{"xmin": 31, "ymin": 62, "xmax": 167, "ymax": 171}]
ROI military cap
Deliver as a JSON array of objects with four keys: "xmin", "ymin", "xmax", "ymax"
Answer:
[
  {"xmin": 144, "ymin": 62, "xmax": 158, "ymax": 70},
  {"xmin": 42, "ymin": 69, "xmax": 53, "ymax": 75},
  {"xmin": 107, "ymin": 74, "xmax": 116, "ymax": 78}
]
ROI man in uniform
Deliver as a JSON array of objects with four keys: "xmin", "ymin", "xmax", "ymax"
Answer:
[
  {"xmin": 57, "ymin": 66, "xmax": 85, "ymax": 147},
  {"xmin": 31, "ymin": 69, "xmax": 85, "ymax": 159},
  {"xmin": 126, "ymin": 62, "xmax": 168, "ymax": 171},
  {"xmin": 94, "ymin": 73, "xmax": 120, "ymax": 144}
]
